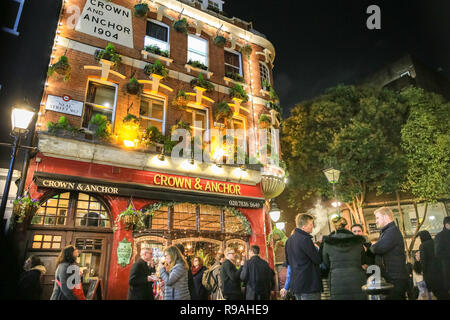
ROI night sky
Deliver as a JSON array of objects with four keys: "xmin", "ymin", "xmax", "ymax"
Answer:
[{"xmin": 226, "ymin": 0, "xmax": 450, "ymax": 118}]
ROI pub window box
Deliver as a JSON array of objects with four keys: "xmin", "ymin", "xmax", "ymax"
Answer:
[
  {"xmin": 258, "ymin": 114, "xmax": 271, "ymax": 129},
  {"xmin": 94, "ymin": 43, "xmax": 122, "ymax": 69},
  {"xmin": 185, "ymin": 62, "xmax": 213, "ymax": 79},
  {"xmin": 47, "ymin": 116, "xmax": 85, "ymax": 139},
  {"xmin": 143, "ymin": 60, "xmax": 169, "ymax": 79},
  {"xmin": 229, "ymin": 83, "xmax": 249, "ymax": 103},
  {"xmin": 190, "ymin": 74, "xmax": 215, "ymax": 93}
]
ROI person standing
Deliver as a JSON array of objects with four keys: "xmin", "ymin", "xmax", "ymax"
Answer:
[
  {"xmin": 351, "ymin": 223, "xmax": 375, "ymax": 268},
  {"xmin": 285, "ymin": 213, "xmax": 322, "ymax": 300},
  {"xmin": 175, "ymin": 243, "xmax": 195, "ymax": 299},
  {"xmin": 240, "ymin": 245, "xmax": 275, "ymax": 300},
  {"xmin": 191, "ymin": 256, "xmax": 208, "ymax": 300},
  {"xmin": 209, "ymin": 254, "xmax": 225, "ymax": 300},
  {"xmin": 412, "ymin": 250, "xmax": 432, "ymax": 300},
  {"xmin": 322, "ymin": 217, "xmax": 366, "ymax": 300},
  {"xmin": 17, "ymin": 256, "xmax": 46, "ymax": 300},
  {"xmin": 50, "ymin": 245, "xmax": 81, "ymax": 300},
  {"xmin": 370, "ymin": 207, "xmax": 409, "ymax": 300},
  {"xmin": 159, "ymin": 246, "xmax": 191, "ymax": 300},
  {"xmin": 127, "ymin": 248, "xmax": 155, "ymax": 300},
  {"xmin": 220, "ymin": 247, "xmax": 244, "ymax": 300},
  {"xmin": 435, "ymin": 216, "xmax": 450, "ymax": 299}
]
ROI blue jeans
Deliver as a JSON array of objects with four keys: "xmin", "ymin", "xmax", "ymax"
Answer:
[
  {"xmin": 417, "ymin": 281, "xmax": 432, "ymax": 300},
  {"xmin": 295, "ymin": 292, "xmax": 321, "ymax": 300}
]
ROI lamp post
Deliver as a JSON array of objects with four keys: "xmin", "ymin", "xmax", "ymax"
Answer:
[
  {"xmin": 0, "ymin": 106, "xmax": 35, "ymax": 228},
  {"xmin": 323, "ymin": 167, "xmax": 341, "ymax": 218}
]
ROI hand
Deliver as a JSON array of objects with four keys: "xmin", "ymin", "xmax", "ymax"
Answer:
[
  {"xmin": 362, "ymin": 264, "xmax": 368, "ymax": 271},
  {"xmin": 280, "ymin": 288, "xmax": 287, "ymax": 298},
  {"xmin": 158, "ymin": 261, "xmax": 165, "ymax": 269},
  {"xmin": 240, "ymin": 259, "xmax": 245, "ymax": 266}
]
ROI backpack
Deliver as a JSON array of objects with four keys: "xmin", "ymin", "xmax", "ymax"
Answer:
[{"xmin": 202, "ymin": 265, "xmax": 220, "ymax": 292}]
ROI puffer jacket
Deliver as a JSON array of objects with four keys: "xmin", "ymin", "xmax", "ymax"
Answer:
[
  {"xmin": 322, "ymin": 229, "xmax": 367, "ymax": 300},
  {"xmin": 50, "ymin": 262, "xmax": 78, "ymax": 300},
  {"xmin": 370, "ymin": 222, "xmax": 408, "ymax": 281},
  {"xmin": 160, "ymin": 261, "xmax": 191, "ymax": 300}
]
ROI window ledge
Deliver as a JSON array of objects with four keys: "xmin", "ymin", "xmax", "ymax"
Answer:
[
  {"xmin": 224, "ymin": 77, "xmax": 247, "ymax": 89},
  {"xmin": 141, "ymin": 50, "xmax": 173, "ymax": 66},
  {"xmin": 184, "ymin": 64, "xmax": 213, "ymax": 79},
  {"xmin": 260, "ymin": 89, "xmax": 270, "ymax": 97}
]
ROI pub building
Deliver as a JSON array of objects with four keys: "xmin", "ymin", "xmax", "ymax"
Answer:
[{"xmin": 13, "ymin": 0, "xmax": 286, "ymax": 299}]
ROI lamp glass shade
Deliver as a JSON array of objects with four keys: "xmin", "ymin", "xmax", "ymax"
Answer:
[
  {"xmin": 269, "ymin": 210, "xmax": 281, "ymax": 222},
  {"xmin": 11, "ymin": 108, "xmax": 35, "ymax": 131},
  {"xmin": 275, "ymin": 222, "xmax": 285, "ymax": 230},
  {"xmin": 323, "ymin": 167, "xmax": 340, "ymax": 184}
]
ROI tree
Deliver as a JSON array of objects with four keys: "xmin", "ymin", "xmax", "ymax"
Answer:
[
  {"xmin": 281, "ymin": 85, "xmax": 409, "ymax": 231},
  {"xmin": 400, "ymin": 87, "xmax": 450, "ymax": 257}
]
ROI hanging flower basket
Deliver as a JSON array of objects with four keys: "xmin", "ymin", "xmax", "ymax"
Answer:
[
  {"xmin": 240, "ymin": 44, "xmax": 253, "ymax": 57},
  {"xmin": 13, "ymin": 195, "xmax": 40, "ymax": 223},
  {"xmin": 173, "ymin": 18, "xmax": 189, "ymax": 34},
  {"xmin": 172, "ymin": 90, "xmax": 189, "ymax": 110},
  {"xmin": 114, "ymin": 204, "xmax": 144, "ymax": 231},
  {"xmin": 214, "ymin": 101, "xmax": 233, "ymax": 122},
  {"xmin": 258, "ymin": 114, "xmax": 271, "ymax": 129},
  {"xmin": 134, "ymin": 2, "xmax": 149, "ymax": 18},
  {"xmin": 47, "ymin": 55, "xmax": 71, "ymax": 82},
  {"xmin": 126, "ymin": 78, "xmax": 142, "ymax": 95},
  {"xmin": 213, "ymin": 35, "xmax": 226, "ymax": 47}
]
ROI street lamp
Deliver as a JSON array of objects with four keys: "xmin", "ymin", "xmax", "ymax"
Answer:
[
  {"xmin": 323, "ymin": 167, "xmax": 341, "ymax": 218},
  {"xmin": 0, "ymin": 106, "xmax": 35, "ymax": 227},
  {"xmin": 269, "ymin": 201, "xmax": 281, "ymax": 222}
]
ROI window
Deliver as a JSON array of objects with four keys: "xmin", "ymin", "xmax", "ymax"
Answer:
[
  {"xmin": 139, "ymin": 95, "xmax": 165, "ymax": 133},
  {"xmin": 145, "ymin": 20, "xmax": 170, "ymax": 52},
  {"xmin": 230, "ymin": 117, "xmax": 246, "ymax": 160},
  {"xmin": 224, "ymin": 209, "xmax": 246, "ymax": 234},
  {"xmin": 199, "ymin": 205, "xmax": 221, "ymax": 232},
  {"xmin": 224, "ymin": 50, "xmax": 242, "ymax": 76},
  {"xmin": 31, "ymin": 193, "xmax": 70, "ymax": 226},
  {"xmin": 82, "ymin": 80, "xmax": 118, "ymax": 129},
  {"xmin": 150, "ymin": 207, "xmax": 169, "ymax": 230},
  {"xmin": 188, "ymin": 35, "xmax": 208, "ymax": 67},
  {"xmin": 173, "ymin": 203, "xmax": 197, "ymax": 230},
  {"xmin": 75, "ymin": 193, "xmax": 110, "ymax": 228},
  {"xmin": 186, "ymin": 107, "xmax": 207, "ymax": 137},
  {"xmin": 32, "ymin": 234, "xmax": 62, "ymax": 249},
  {"xmin": 259, "ymin": 62, "xmax": 271, "ymax": 88},
  {"xmin": 1, "ymin": 0, "xmax": 25, "ymax": 36}
]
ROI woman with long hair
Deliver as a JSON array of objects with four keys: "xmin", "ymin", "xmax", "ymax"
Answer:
[
  {"xmin": 191, "ymin": 256, "xmax": 208, "ymax": 300},
  {"xmin": 412, "ymin": 250, "xmax": 432, "ymax": 300},
  {"xmin": 158, "ymin": 246, "xmax": 191, "ymax": 300},
  {"xmin": 50, "ymin": 245, "xmax": 84, "ymax": 300}
]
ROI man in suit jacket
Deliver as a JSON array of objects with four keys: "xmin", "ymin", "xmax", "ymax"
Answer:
[
  {"xmin": 220, "ymin": 247, "xmax": 244, "ymax": 300},
  {"xmin": 240, "ymin": 245, "xmax": 275, "ymax": 300},
  {"xmin": 127, "ymin": 248, "xmax": 156, "ymax": 300},
  {"xmin": 285, "ymin": 213, "xmax": 322, "ymax": 300}
]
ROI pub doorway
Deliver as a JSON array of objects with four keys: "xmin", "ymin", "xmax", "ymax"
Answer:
[{"xmin": 24, "ymin": 192, "xmax": 113, "ymax": 299}]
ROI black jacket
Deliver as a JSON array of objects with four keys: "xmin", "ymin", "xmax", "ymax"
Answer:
[
  {"xmin": 435, "ymin": 227, "xmax": 450, "ymax": 292},
  {"xmin": 186, "ymin": 258, "xmax": 195, "ymax": 299},
  {"xmin": 419, "ymin": 237, "xmax": 443, "ymax": 293},
  {"xmin": 322, "ymin": 229, "xmax": 367, "ymax": 300},
  {"xmin": 285, "ymin": 228, "xmax": 322, "ymax": 294},
  {"xmin": 220, "ymin": 259, "xmax": 242, "ymax": 299},
  {"xmin": 370, "ymin": 222, "xmax": 408, "ymax": 281},
  {"xmin": 127, "ymin": 259, "xmax": 155, "ymax": 300},
  {"xmin": 17, "ymin": 266, "xmax": 45, "ymax": 300},
  {"xmin": 240, "ymin": 255, "xmax": 275, "ymax": 300},
  {"xmin": 191, "ymin": 266, "xmax": 208, "ymax": 300}
]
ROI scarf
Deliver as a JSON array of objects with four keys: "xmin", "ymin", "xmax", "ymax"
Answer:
[{"xmin": 191, "ymin": 265, "xmax": 203, "ymax": 276}]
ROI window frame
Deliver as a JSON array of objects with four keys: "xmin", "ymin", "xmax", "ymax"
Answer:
[
  {"xmin": 224, "ymin": 48, "xmax": 243, "ymax": 76},
  {"xmin": 2, "ymin": 0, "xmax": 25, "ymax": 36},
  {"xmin": 186, "ymin": 104, "xmax": 209, "ymax": 139},
  {"xmin": 187, "ymin": 34, "xmax": 209, "ymax": 68},
  {"xmin": 230, "ymin": 115, "xmax": 247, "ymax": 159},
  {"xmin": 139, "ymin": 93, "xmax": 167, "ymax": 135},
  {"xmin": 259, "ymin": 61, "xmax": 271, "ymax": 87},
  {"xmin": 82, "ymin": 78, "xmax": 119, "ymax": 130},
  {"xmin": 144, "ymin": 19, "xmax": 170, "ymax": 53}
]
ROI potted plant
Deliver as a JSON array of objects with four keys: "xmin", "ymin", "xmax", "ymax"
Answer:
[
  {"xmin": 225, "ymin": 72, "xmax": 244, "ymax": 83},
  {"xmin": 187, "ymin": 59, "xmax": 208, "ymax": 71},
  {"xmin": 144, "ymin": 60, "xmax": 169, "ymax": 78},
  {"xmin": 115, "ymin": 205, "xmax": 144, "ymax": 231},
  {"xmin": 229, "ymin": 83, "xmax": 249, "ymax": 102},
  {"xmin": 143, "ymin": 126, "xmax": 165, "ymax": 146},
  {"xmin": 240, "ymin": 44, "xmax": 252, "ymax": 57},
  {"xmin": 134, "ymin": 0, "xmax": 149, "ymax": 17},
  {"xmin": 144, "ymin": 45, "xmax": 169, "ymax": 58},
  {"xmin": 13, "ymin": 194, "xmax": 40, "ymax": 223},
  {"xmin": 258, "ymin": 114, "xmax": 271, "ymax": 129},
  {"xmin": 173, "ymin": 17, "xmax": 189, "ymax": 34},
  {"xmin": 190, "ymin": 74, "xmax": 214, "ymax": 92},
  {"xmin": 171, "ymin": 120, "xmax": 191, "ymax": 134},
  {"xmin": 214, "ymin": 101, "xmax": 233, "ymax": 122},
  {"xmin": 94, "ymin": 43, "xmax": 122, "ymax": 69},
  {"xmin": 126, "ymin": 77, "xmax": 142, "ymax": 95},
  {"xmin": 88, "ymin": 113, "xmax": 111, "ymax": 139},
  {"xmin": 172, "ymin": 90, "xmax": 189, "ymax": 109},
  {"xmin": 47, "ymin": 116, "xmax": 69, "ymax": 134},
  {"xmin": 213, "ymin": 35, "xmax": 226, "ymax": 47},
  {"xmin": 47, "ymin": 55, "xmax": 71, "ymax": 82},
  {"xmin": 123, "ymin": 113, "xmax": 139, "ymax": 123}
]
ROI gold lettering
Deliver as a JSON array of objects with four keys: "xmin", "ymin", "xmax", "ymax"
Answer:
[
  {"xmin": 186, "ymin": 178, "xmax": 192, "ymax": 189},
  {"xmin": 113, "ymin": 187, "xmax": 119, "ymax": 194},
  {"xmin": 218, "ymin": 183, "xmax": 224, "ymax": 193},
  {"xmin": 229, "ymin": 185, "xmax": 235, "ymax": 194},
  {"xmin": 223, "ymin": 184, "xmax": 230, "ymax": 194},
  {"xmin": 168, "ymin": 176, "xmax": 175, "ymax": 187},
  {"xmin": 154, "ymin": 174, "xmax": 161, "ymax": 185},
  {"xmin": 212, "ymin": 182, "xmax": 218, "ymax": 193},
  {"xmin": 175, "ymin": 177, "xmax": 184, "ymax": 188},
  {"xmin": 235, "ymin": 185, "xmax": 241, "ymax": 195},
  {"xmin": 205, "ymin": 182, "xmax": 211, "ymax": 192},
  {"xmin": 161, "ymin": 175, "xmax": 168, "ymax": 186},
  {"xmin": 43, "ymin": 180, "xmax": 50, "ymax": 187}
]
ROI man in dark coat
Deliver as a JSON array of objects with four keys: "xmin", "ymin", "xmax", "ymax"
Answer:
[
  {"xmin": 220, "ymin": 247, "xmax": 244, "ymax": 300},
  {"xmin": 285, "ymin": 213, "xmax": 322, "ymax": 300},
  {"xmin": 435, "ymin": 217, "xmax": 450, "ymax": 299},
  {"xmin": 127, "ymin": 248, "xmax": 155, "ymax": 300},
  {"xmin": 240, "ymin": 245, "xmax": 275, "ymax": 300},
  {"xmin": 17, "ymin": 256, "xmax": 46, "ymax": 300},
  {"xmin": 370, "ymin": 207, "xmax": 409, "ymax": 300}
]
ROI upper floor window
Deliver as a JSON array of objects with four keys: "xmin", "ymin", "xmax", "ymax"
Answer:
[
  {"xmin": 188, "ymin": 35, "xmax": 208, "ymax": 67},
  {"xmin": 1, "ymin": 0, "xmax": 25, "ymax": 36},
  {"xmin": 186, "ymin": 107, "xmax": 207, "ymax": 137},
  {"xmin": 259, "ymin": 62, "xmax": 271, "ymax": 88},
  {"xmin": 139, "ymin": 95, "xmax": 165, "ymax": 134},
  {"xmin": 145, "ymin": 20, "xmax": 170, "ymax": 53},
  {"xmin": 224, "ymin": 50, "xmax": 242, "ymax": 76},
  {"xmin": 82, "ymin": 80, "xmax": 118, "ymax": 129}
]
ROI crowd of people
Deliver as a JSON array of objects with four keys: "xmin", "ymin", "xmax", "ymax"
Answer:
[{"xmin": 15, "ymin": 206, "xmax": 450, "ymax": 300}]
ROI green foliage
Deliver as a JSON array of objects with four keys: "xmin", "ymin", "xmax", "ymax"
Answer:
[
  {"xmin": 190, "ymin": 73, "xmax": 215, "ymax": 92},
  {"xmin": 144, "ymin": 60, "xmax": 169, "ymax": 78},
  {"xmin": 89, "ymin": 113, "xmax": 111, "ymax": 139},
  {"xmin": 172, "ymin": 90, "xmax": 189, "ymax": 109},
  {"xmin": 94, "ymin": 43, "xmax": 122, "ymax": 68},
  {"xmin": 47, "ymin": 55, "xmax": 71, "ymax": 82},
  {"xmin": 229, "ymin": 83, "xmax": 249, "ymax": 102},
  {"xmin": 144, "ymin": 45, "xmax": 169, "ymax": 58},
  {"xmin": 134, "ymin": 2, "xmax": 149, "ymax": 17},
  {"xmin": 225, "ymin": 72, "xmax": 244, "ymax": 83},
  {"xmin": 144, "ymin": 126, "xmax": 165, "ymax": 145},
  {"xmin": 187, "ymin": 59, "xmax": 208, "ymax": 71},
  {"xmin": 240, "ymin": 44, "xmax": 252, "ymax": 57},
  {"xmin": 258, "ymin": 114, "xmax": 271, "ymax": 124},
  {"xmin": 114, "ymin": 205, "xmax": 145, "ymax": 232},
  {"xmin": 214, "ymin": 101, "xmax": 233, "ymax": 121},
  {"xmin": 126, "ymin": 78, "xmax": 142, "ymax": 95},
  {"xmin": 47, "ymin": 116, "xmax": 84, "ymax": 136},
  {"xmin": 13, "ymin": 194, "xmax": 40, "ymax": 223},
  {"xmin": 123, "ymin": 113, "xmax": 139, "ymax": 123},
  {"xmin": 213, "ymin": 35, "xmax": 226, "ymax": 47},
  {"xmin": 173, "ymin": 18, "xmax": 189, "ymax": 34}
]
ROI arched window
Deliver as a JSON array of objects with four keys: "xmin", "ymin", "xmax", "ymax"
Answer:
[
  {"xmin": 259, "ymin": 61, "xmax": 271, "ymax": 89},
  {"xmin": 31, "ymin": 192, "xmax": 111, "ymax": 228}
]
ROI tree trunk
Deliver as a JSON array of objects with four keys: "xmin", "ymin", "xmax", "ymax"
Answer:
[
  {"xmin": 396, "ymin": 191, "xmax": 410, "ymax": 262},
  {"xmin": 408, "ymin": 202, "xmax": 428, "ymax": 258}
]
